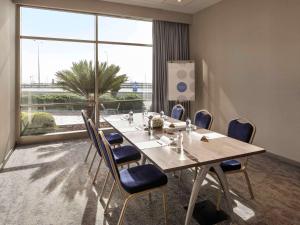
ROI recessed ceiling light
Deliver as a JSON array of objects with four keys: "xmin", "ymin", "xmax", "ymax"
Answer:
[{"xmin": 177, "ymin": 0, "xmax": 182, "ymax": 2}]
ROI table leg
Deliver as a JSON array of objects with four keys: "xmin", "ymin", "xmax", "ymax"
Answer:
[
  {"xmin": 185, "ymin": 164, "xmax": 236, "ymax": 225},
  {"xmin": 212, "ymin": 164, "xmax": 235, "ymax": 222},
  {"xmin": 184, "ymin": 165, "xmax": 209, "ymax": 225}
]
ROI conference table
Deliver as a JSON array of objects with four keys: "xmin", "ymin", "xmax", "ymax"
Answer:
[{"xmin": 103, "ymin": 112, "xmax": 265, "ymax": 225}]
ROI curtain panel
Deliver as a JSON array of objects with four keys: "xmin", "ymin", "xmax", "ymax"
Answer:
[{"xmin": 152, "ymin": 20, "xmax": 190, "ymax": 119}]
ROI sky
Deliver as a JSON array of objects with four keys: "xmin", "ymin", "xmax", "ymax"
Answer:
[{"xmin": 20, "ymin": 7, "xmax": 153, "ymax": 84}]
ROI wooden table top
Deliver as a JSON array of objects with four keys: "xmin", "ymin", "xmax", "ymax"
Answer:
[{"xmin": 104, "ymin": 113, "xmax": 265, "ymax": 172}]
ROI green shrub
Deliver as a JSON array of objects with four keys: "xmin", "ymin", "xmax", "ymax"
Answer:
[
  {"xmin": 21, "ymin": 92, "xmax": 145, "ymax": 113},
  {"xmin": 99, "ymin": 93, "xmax": 116, "ymax": 102},
  {"xmin": 21, "ymin": 93, "xmax": 85, "ymax": 104},
  {"xmin": 21, "ymin": 112, "xmax": 57, "ymax": 136},
  {"xmin": 117, "ymin": 93, "xmax": 142, "ymax": 100},
  {"xmin": 21, "ymin": 93, "xmax": 87, "ymax": 110}
]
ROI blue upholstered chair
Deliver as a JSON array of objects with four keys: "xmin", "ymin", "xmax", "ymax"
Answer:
[
  {"xmin": 194, "ymin": 109, "xmax": 213, "ymax": 129},
  {"xmin": 81, "ymin": 110, "xmax": 124, "ymax": 173},
  {"xmin": 216, "ymin": 118, "xmax": 256, "ymax": 209},
  {"xmin": 171, "ymin": 104, "xmax": 185, "ymax": 120},
  {"xmin": 87, "ymin": 119, "xmax": 141, "ymax": 186},
  {"xmin": 95, "ymin": 126, "xmax": 168, "ymax": 225}
]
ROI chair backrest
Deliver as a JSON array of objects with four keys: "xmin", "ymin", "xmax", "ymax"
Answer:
[
  {"xmin": 98, "ymin": 129, "xmax": 121, "ymax": 180},
  {"xmin": 228, "ymin": 118, "xmax": 256, "ymax": 144},
  {"xmin": 81, "ymin": 110, "xmax": 92, "ymax": 140},
  {"xmin": 87, "ymin": 119, "xmax": 102, "ymax": 157},
  {"xmin": 171, "ymin": 104, "xmax": 185, "ymax": 120},
  {"xmin": 194, "ymin": 110, "xmax": 213, "ymax": 129}
]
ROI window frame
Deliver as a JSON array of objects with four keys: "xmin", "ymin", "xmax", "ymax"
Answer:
[{"xmin": 16, "ymin": 5, "xmax": 153, "ymax": 144}]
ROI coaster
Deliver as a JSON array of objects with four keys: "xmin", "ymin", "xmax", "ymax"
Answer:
[{"xmin": 184, "ymin": 200, "xmax": 229, "ymax": 225}]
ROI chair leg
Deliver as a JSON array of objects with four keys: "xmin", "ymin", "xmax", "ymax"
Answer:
[
  {"xmin": 163, "ymin": 190, "xmax": 168, "ymax": 225},
  {"xmin": 104, "ymin": 180, "xmax": 116, "ymax": 214},
  {"xmin": 88, "ymin": 150, "xmax": 97, "ymax": 173},
  {"xmin": 216, "ymin": 188, "xmax": 222, "ymax": 211},
  {"xmin": 92, "ymin": 158, "xmax": 102, "ymax": 184},
  {"xmin": 243, "ymin": 170, "xmax": 254, "ymax": 199},
  {"xmin": 141, "ymin": 155, "xmax": 147, "ymax": 165},
  {"xmin": 84, "ymin": 143, "xmax": 93, "ymax": 162},
  {"xmin": 117, "ymin": 196, "xmax": 131, "ymax": 225},
  {"xmin": 100, "ymin": 171, "xmax": 110, "ymax": 200}
]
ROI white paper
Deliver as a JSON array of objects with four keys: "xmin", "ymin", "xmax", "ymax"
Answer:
[
  {"xmin": 160, "ymin": 135, "xmax": 172, "ymax": 145},
  {"xmin": 174, "ymin": 122, "xmax": 187, "ymax": 128},
  {"xmin": 105, "ymin": 118, "xmax": 122, "ymax": 122},
  {"xmin": 119, "ymin": 127, "xmax": 138, "ymax": 133},
  {"xmin": 136, "ymin": 140, "xmax": 167, "ymax": 149},
  {"xmin": 191, "ymin": 131, "xmax": 226, "ymax": 140},
  {"xmin": 164, "ymin": 121, "xmax": 186, "ymax": 128}
]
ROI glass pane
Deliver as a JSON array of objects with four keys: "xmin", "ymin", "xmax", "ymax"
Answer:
[
  {"xmin": 20, "ymin": 39, "xmax": 95, "ymax": 136},
  {"xmin": 98, "ymin": 44, "xmax": 152, "ymax": 122},
  {"xmin": 98, "ymin": 16, "xmax": 152, "ymax": 45},
  {"xmin": 21, "ymin": 7, "xmax": 95, "ymax": 40}
]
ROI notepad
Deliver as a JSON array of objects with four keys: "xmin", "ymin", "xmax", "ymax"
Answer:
[
  {"xmin": 191, "ymin": 131, "xmax": 226, "ymax": 140},
  {"xmin": 119, "ymin": 127, "xmax": 139, "ymax": 133},
  {"xmin": 159, "ymin": 135, "xmax": 172, "ymax": 145},
  {"xmin": 174, "ymin": 122, "xmax": 187, "ymax": 128},
  {"xmin": 136, "ymin": 140, "xmax": 167, "ymax": 149},
  {"xmin": 164, "ymin": 121, "xmax": 186, "ymax": 128},
  {"xmin": 105, "ymin": 118, "xmax": 122, "ymax": 122}
]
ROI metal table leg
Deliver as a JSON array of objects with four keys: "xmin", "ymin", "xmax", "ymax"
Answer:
[
  {"xmin": 185, "ymin": 165, "xmax": 209, "ymax": 225},
  {"xmin": 184, "ymin": 163, "xmax": 235, "ymax": 225},
  {"xmin": 212, "ymin": 164, "xmax": 235, "ymax": 221}
]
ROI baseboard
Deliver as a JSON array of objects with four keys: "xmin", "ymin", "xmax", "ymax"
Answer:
[{"xmin": 265, "ymin": 152, "xmax": 300, "ymax": 168}]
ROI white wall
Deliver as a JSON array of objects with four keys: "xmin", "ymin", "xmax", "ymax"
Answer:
[
  {"xmin": 190, "ymin": 0, "xmax": 300, "ymax": 162},
  {"xmin": 0, "ymin": 0, "xmax": 16, "ymax": 164}
]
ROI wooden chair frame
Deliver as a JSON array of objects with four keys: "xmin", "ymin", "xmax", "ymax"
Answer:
[
  {"xmin": 81, "ymin": 110, "xmax": 94, "ymax": 166},
  {"xmin": 88, "ymin": 119, "xmax": 139, "ymax": 186},
  {"xmin": 193, "ymin": 109, "xmax": 214, "ymax": 130},
  {"xmin": 97, "ymin": 129, "xmax": 168, "ymax": 225},
  {"xmin": 83, "ymin": 109, "xmax": 121, "ymax": 174},
  {"xmin": 215, "ymin": 118, "xmax": 256, "ymax": 210}
]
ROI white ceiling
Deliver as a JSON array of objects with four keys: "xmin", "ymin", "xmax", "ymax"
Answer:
[{"xmin": 102, "ymin": 0, "xmax": 223, "ymax": 14}]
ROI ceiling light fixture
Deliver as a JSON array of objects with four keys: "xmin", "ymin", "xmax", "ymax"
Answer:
[{"xmin": 177, "ymin": 0, "xmax": 182, "ymax": 2}]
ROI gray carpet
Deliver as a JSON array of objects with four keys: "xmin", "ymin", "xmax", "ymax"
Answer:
[{"xmin": 0, "ymin": 139, "xmax": 299, "ymax": 225}]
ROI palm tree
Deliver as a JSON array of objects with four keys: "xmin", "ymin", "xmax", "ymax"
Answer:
[{"xmin": 55, "ymin": 60, "xmax": 127, "ymax": 117}]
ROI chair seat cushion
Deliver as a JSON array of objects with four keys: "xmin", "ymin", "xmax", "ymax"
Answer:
[
  {"xmin": 112, "ymin": 145, "xmax": 141, "ymax": 164},
  {"xmin": 105, "ymin": 132, "xmax": 123, "ymax": 145},
  {"xmin": 220, "ymin": 160, "xmax": 241, "ymax": 172},
  {"xmin": 119, "ymin": 164, "xmax": 168, "ymax": 194}
]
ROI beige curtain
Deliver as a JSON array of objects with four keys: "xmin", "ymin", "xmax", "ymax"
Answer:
[{"xmin": 152, "ymin": 20, "xmax": 190, "ymax": 119}]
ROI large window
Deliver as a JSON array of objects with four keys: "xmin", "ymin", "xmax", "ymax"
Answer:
[
  {"xmin": 19, "ymin": 7, "xmax": 152, "ymax": 137},
  {"xmin": 98, "ymin": 16, "xmax": 152, "ymax": 118}
]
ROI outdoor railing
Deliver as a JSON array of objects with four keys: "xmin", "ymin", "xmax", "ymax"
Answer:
[{"xmin": 20, "ymin": 99, "xmax": 148, "ymax": 113}]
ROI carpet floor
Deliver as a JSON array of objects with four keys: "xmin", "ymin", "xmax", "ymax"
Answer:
[{"xmin": 0, "ymin": 139, "xmax": 299, "ymax": 225}]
